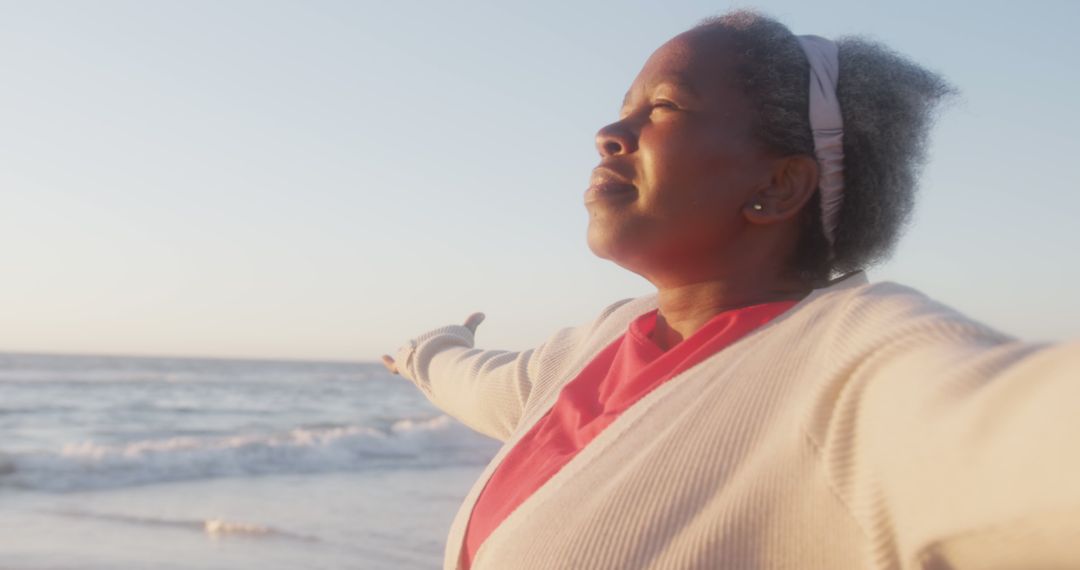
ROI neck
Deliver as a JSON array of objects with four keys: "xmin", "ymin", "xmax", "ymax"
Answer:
[{"xmin": 650, "ymin": 275, "xmax": 812, "ymax": 351}]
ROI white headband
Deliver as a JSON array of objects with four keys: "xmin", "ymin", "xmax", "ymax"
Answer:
[{"xmin": 795, "ymin": 35, "xmax": 844, "ymax": 253}]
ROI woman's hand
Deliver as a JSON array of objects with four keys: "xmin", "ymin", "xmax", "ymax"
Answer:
[{"xmin": 381, "ymin": 312, "xmax": 486, "ymax": 375}]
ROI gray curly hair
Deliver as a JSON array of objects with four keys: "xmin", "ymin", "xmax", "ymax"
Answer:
[{"xmin": 694, "ymin": 10, "xmax": 957, "ymax": 284}]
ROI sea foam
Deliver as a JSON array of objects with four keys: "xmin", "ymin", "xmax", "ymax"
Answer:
[{"xmin": 1, "ymin": 415, "xmax": 498, "ymax": 492}]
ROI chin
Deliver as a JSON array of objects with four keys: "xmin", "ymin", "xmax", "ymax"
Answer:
[
  {"xmin": 586, "ymin": 223, "xmax": 617, "ymax": 261},
  {"xmin": 586, "ymin": 223, "xmax": 642, "ymax": 267}
]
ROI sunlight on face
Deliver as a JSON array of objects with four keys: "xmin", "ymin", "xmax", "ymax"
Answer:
[{"xmin": 585, "ymin": 29, "xmax": 777, "ymax": 279}]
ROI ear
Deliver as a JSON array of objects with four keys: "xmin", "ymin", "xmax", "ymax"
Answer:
[{"xmin": 743, "ymin": 154, "xmax": 819, "ymax": 225}]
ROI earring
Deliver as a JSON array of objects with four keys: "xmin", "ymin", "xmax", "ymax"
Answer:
[{"xmin": 752, "ymin": 203, "xmax": 764, "ymax": 211}]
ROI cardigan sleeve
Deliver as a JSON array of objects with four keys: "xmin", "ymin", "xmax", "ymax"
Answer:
[
  {"xmin": 821, "ymin": 306, "xmax": 1080, "ymax": 568},
  {"xmin": 393, "ymin": 297, "xmax": 643, "ymax": 443},
  {"xmin": 393, "ymin": 323, "xmax": 556, "ymax": 442}
]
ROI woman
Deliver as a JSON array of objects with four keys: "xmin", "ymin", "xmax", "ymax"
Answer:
[{"xmin": 382, "ymin": 10, "xmax": 1080, "ymax": 570}]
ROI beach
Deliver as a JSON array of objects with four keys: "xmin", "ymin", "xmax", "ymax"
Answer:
[{"xmin": 0, "ymin": 353, "xmax": 500, "ymax": 569}]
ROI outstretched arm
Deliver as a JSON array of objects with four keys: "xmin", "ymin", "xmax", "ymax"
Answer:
[
  {"xmin": 382, "ymin": 312, "xmax": 552, "ymax": 442},
  {"xmin": 821, "ymin": 327, "xmax": 1080, "ymax": 568},
  {"xmin": 381, "ymin": 312, "xmax": 486, "ymax": 375}
]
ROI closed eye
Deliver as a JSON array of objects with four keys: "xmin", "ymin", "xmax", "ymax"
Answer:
[
  {"xmin": 618, "ymin": 99, "xmax": 678, "ymax": 120},
  {"xmin": 651, "ymin": 99, "xmax": 679, "ymax": 111}
]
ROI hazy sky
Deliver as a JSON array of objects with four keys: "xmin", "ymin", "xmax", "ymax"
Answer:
[{"xmin": 2, "ymin": 0, "xmax": 1078, "ymax": 361}]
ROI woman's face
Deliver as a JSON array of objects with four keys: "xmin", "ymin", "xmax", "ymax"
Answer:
[{"xmin": 585, "ymin": 29, "xmax": 779, "ymax": 280}]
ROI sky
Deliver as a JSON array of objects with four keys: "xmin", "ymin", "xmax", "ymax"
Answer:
[{"xmin": 1, "ymin": 0, "xmax": 1078, "ymax": 362}]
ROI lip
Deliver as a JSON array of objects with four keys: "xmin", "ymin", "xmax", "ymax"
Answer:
[
  {"xmin": 584, "ymin": 181, "xmax": 637, "ymax": 205},
  {"xmin": 585, "ymin": 166, "xmax": 637, "ymax": 205},
  {"xmin": 590, "ymin": 165, "xmax": 633, "ymax": 186}
]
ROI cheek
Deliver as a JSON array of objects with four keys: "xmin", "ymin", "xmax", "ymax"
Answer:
[
  {"xmin": 641, "ymin": 130, "xmax": 748, "ymax": 218},
  {"xmin": 634, "ymin": 127, "xmax": 764, "ymax": 254},
  {"xmin": 640, "ymin": 126, "xmax": 704, "ymax": 180},
  {"xmin": 641, "ymin": 122, "xmax": 751, "ymax": 189},
  {"xmin": 639, "ymin": 145, "xmax": 734, "ymax": 219}
]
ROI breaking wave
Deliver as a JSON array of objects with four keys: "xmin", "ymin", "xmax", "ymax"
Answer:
[{"xmin": 1, "ymin": 415, "xmax": 498, "ymax": 492}]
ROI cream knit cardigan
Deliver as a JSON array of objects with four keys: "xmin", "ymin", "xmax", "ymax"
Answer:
[{"xmin": 394, "ymin": 271, "xmax": 1080, "ymax": 570}]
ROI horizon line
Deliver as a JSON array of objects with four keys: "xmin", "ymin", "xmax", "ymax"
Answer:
[{"xmin": 0, "ymin": 348, "xmax": 378, "ymax": 367}]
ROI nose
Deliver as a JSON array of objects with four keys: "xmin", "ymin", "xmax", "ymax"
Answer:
[{"xmin": 594, "ymin": 120, "xmax": 637, "ymax": 157}]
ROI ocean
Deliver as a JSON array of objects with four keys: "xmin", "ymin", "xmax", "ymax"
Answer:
[{"xmin": 0, "ymin": 352, "xmax": 500, "ymax": 569}]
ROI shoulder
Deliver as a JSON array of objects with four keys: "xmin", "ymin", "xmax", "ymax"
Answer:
[
  {"xmin": 828, "ymin": 279, "xmax": 1017, "ymax": 345},
  {"xmin": 774, "ymin": 273, "xmax": 1024, "ymax": 378},
  {"xmin": 790, "ymin": 277, "xmax": 1041, "ymax": 407}
]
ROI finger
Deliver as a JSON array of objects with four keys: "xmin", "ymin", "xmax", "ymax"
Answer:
[
  {"xmin": 380, "ymin": 354, "xmax": 399, "ymax": 375},
  {"xmin": 463, "ymin": 312, "xmax": 485, "ymax": 333}
]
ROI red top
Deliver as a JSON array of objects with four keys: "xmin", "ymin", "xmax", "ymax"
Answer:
[{"xmin": 459, "ymin": 300, "xmax": 800, "ymax": 568}]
